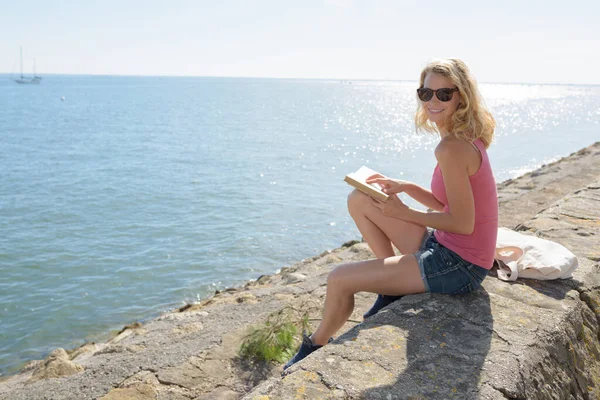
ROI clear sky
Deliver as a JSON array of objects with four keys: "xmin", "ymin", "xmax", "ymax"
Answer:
[{"xmin": 1, "ymin": 0, "xmax": 598, "ymax": 84}]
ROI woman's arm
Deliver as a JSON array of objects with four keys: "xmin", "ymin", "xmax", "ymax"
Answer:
[
  {"xmin": 403, "ymin": 183, "xmax": 445, "ymax": 212},
  {"xmin": 365, "ymin": 176, "xmax": 444, "ymax": 212},
  {"xmin": 373, "ymin": 140, "xmax": 475, "ymax": 234}
]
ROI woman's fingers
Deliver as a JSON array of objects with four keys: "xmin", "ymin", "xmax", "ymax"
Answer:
[
  {"xmin": 366, "ymin": 177, "xmax": 389, "ymax": 185},
  {"xmin": 369, "ymin": 179, "xmax": 402, "ymax": 194},
  {"xmin": 365, "ymin": 173, "xmax": 385, "ymax": 182}
]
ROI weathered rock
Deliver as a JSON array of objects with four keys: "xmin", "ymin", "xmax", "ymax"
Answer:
[
  {"xmin": 28, "ymin": 348, "xmax": 84, "ymax": 383},
  {"xmin": 95, "ymin": 344, "xmax": 146, "ymax": 355},
  {"xmin": 100, "ymin": 383, "xmax": 156, "ymax": 400},
  {"xmin": 282, "ymin": 273, "xmax": 307, "ymax": 284},
  {"xmin": 16, "ymin": 360, "xmax": 43, "ymax": 374},
  {"xmin": 235, "ymin": 293, "xmax": 258, "ymax": 304},
  {"xmin": 498, "ymin": 143, "xmax": 600, "ymax": 228},
  {"xmin": 194, "ymin": 386, "xmax": 240, "ymax": 400},
  {"xmin": 157, "ymin": 357, "xmax": 230, "ymax": 391},
  {"xmin": 68, "ymin": 342, "xmax": 101, "ymax": 362},
  {"xmin": 171, "ymin": 322, "xmax": 204, "ymax": 336}
]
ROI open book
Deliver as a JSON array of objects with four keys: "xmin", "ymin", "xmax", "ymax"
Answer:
[{"xmin": 344, "ymin": 166, "xmax": 389, "ymax": 202}]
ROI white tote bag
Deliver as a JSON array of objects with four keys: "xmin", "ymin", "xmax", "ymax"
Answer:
[{"xmin": 494, "ymin": 227, "xmax": 578, "ymax": 281}]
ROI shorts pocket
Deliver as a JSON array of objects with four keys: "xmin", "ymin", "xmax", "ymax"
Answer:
[
  {"xmin": 450, "ymin": 282, "xmax": 474, "ymax": 295},
  {"xmin": 448, "ymin": 263, "xmax": 483, "ymax": 295},
  {"xmin": 465, "ymin": 263, "xmax": 488, "ymax": 284},
  {"xmin": 437, "ymin": 245, "xmax": 460, "ymax": 267}
]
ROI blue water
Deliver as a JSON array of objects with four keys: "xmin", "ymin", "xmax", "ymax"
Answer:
[{"xmin": 1, "ymin": 75, "xmax": 599, "ymax": 376}]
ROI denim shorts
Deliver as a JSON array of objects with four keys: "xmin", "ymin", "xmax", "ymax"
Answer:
[{"xmin": 413, "ymin": 229, "xmax": 489, "ymax": 295}]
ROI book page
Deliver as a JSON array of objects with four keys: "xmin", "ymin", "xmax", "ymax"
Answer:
[
  {"xmin": 344, "ymin": 166, "xmax": 389, "ymax": 202},
  {"xmin": 348, "ymin": 166, "xmax": 384, "ymax": 191}
]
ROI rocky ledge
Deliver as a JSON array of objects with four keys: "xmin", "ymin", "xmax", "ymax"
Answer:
[{"xmin": 1, "ymin": 142, "xmax": 599, "ymax": 400}]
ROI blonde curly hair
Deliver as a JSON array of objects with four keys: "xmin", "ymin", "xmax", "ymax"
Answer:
[{"xmin": 414, "ymin": 58, "xmax": 495, "ymax": 149}]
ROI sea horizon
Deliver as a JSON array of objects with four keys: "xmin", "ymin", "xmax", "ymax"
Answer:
[{"xmin": 3, "ymin": 72, "xmax": 600, "ymax": 87}]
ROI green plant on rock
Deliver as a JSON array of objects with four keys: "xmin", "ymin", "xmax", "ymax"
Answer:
[
  {"xmin": 238, "ymin": 303, "xmax": 318, "ymax": 363},
  {"xmin": 239, "ymin": 316, "xmax": 297, "ymax": 363},
  {"xmin": 239, "ymin": 301, "xmax": 362, "ymax": 363}
]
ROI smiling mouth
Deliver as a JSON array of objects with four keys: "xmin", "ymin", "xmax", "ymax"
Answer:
[{"xmin": 428, "ymin": 108, "xmax": 444, "ymax": 114}]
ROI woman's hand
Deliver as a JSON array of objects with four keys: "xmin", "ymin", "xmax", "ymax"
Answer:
[
  {"xmin": 366, "ymin": 175, "xmax": 412, "ymax": 195},
  {"xmin": 371, "ymin": 194, "xmax": 411, "ymax": 220}
]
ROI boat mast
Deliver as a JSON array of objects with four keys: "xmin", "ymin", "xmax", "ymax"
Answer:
[{"xmin": 20, "ymin": 47, "xmax": 23, "ymax": 79}]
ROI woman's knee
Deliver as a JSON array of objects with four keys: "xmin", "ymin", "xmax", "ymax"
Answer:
[
  {"xmin": 327, "ymin": 264, "xmax": 352, "ymax": 291},
  {"xmin": 347, "ymin": 189, "xmax": 370, "ymax": 216}
]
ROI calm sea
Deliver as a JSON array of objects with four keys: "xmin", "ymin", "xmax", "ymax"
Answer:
[{"xmin": 0, "ymin": 75, "xmax": 598, "ymax": 375}]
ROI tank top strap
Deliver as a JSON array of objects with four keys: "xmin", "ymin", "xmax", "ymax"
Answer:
[{"xmin": 471, "ymin": 138, "xmax": 487, "ymax": 160}]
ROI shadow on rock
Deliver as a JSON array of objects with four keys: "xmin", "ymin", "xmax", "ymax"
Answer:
[
  {"xmin": 487, "ymin": 265, "xmax": 584, "ymax": 301},
  {"xmin": 343, "ymin": 289, "xmax": 493, "ymax": 399},
  {"xmin": 231, "ymin": 356, "xmax": 279, "ymax": 391}
]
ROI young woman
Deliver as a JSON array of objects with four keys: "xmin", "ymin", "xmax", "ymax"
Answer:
[{"xmin": 284, "ymin": 58, "xmax": 498, "ymax": 370}]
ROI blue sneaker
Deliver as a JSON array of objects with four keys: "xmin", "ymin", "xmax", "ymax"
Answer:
[
  {"xmin": 363, "ymin": 294, "xmax": 403, "ymax": 319},
  {"xmin": 283, "ymin": 334, "xmax": 333, "ymax": 371}
]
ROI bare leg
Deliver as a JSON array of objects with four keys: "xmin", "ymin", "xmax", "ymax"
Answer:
[
  {"xmin": 311, "ymin": 255, "xmax": 425, "ymax": 345},
  {"xmin": 347, "ymin": 190, "xmax": 426, "ymax": 257},
  {"xmin": 347, "ymin": 189, "xmax": 427, "ymax": 319}
]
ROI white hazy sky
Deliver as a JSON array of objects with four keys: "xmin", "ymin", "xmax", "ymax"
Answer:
[{"xmin": 1, "ymin": 0, "xmax": 598, "ymax": 84}]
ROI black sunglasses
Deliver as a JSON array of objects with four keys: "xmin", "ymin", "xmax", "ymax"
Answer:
[{"xmin": 417, "ymin": 87, "xmax": 459, "ymax": 102}]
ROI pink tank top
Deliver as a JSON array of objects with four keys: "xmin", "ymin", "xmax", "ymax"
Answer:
[{"xmin": 431, "ymin": 138, "xmax": 498, "ymax": 269}]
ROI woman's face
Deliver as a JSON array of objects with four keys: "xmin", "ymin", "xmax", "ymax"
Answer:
[{"xmin": 421, "ymin": 72, "xmax": 461, "ymax": 130}]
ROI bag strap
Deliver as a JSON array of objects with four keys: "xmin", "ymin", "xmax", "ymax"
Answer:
[{"xmin": 495, "ymin": 246, "xmax": 523, "ymax": 281}]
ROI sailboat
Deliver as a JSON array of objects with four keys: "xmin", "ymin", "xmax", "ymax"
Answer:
[{"xmin": 14, "ymin": 47, "xmax": 41, "ymax": 84}]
